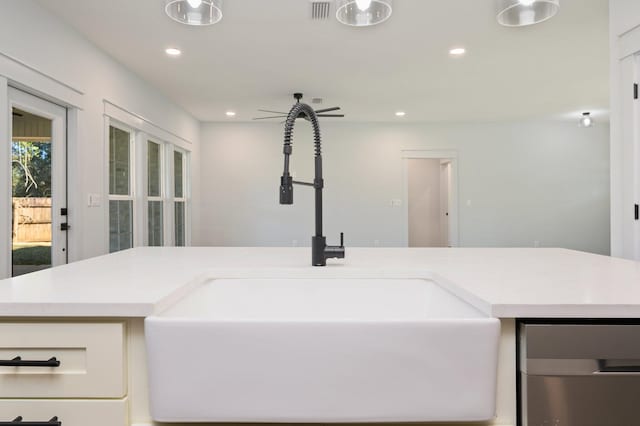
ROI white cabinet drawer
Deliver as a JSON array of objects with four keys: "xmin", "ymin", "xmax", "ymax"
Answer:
[
  {"xmin": 0, "ymin": 322, "xmax": 125, "ymax": 398},
  {"xmin": 0, "ymin": 398, "xmax": 128, "ymax": 426}
]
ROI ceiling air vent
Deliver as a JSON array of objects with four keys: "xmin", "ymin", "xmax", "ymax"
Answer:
[{"xmin": 311, "ymin": 1, "xmax": 331, "ymax": 20}]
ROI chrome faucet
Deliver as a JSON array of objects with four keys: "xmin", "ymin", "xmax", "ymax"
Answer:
[{"xmin": 279, "ymin": 95, "xmax": 345, "ymax": 266}]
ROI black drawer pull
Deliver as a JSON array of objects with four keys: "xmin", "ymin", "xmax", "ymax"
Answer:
[
  {"xmin": 0, "ymin": 416, "xmax": 61, "ymax": 425},
  {"xmin": 0, "ymin": 356, "xmax": 60, "ymax": 367}
]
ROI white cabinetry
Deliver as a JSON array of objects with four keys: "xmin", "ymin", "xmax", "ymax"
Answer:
[
  {"xmin": 0, "ymin": 400, "xmax": 128, "ymax": 426},
  {"xmin": 0, "ymin": 322, "xmax": 128, "ymax": 425}
]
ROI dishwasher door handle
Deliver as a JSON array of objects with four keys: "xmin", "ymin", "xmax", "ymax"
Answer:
[
  {"xmin": 596, "ymin": 359, "xmax": 640, "ymax": 374},
  {"xmin": 525, "ymin": 358, "xmax": 640, "ymax": 376}
]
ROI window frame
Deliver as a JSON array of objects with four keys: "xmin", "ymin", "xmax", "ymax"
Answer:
[
  {"xmin": 106, "ymin": 119, "xmax": 136, "ymax": 252},
  {"xmin": 172, "ymin": 146, "xmax": 190, "ymax": 246},
  {"xmin": 145, "ymin": 136, "xmax": 166, "ymax": 246},
  {"xmin": 104, "ymin": 116, "xmax": 191, "ymax": 252}
]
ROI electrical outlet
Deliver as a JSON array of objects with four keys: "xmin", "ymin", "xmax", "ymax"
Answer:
[
  {"xmin": 534, "ymin": 240, "xmax": 540, "ymax": 248},
  {"xmin": 374, "ymin": 240, "xmax": 380, "ymax": 247}
]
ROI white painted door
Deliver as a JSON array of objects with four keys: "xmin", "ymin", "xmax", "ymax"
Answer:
[
  {"xmin": 635, "ymin": 53, "xmax": 640, "ymax": 260},
  {"xmin": 407, "ymin": 158, "xmax": 444, "ymax": 247},
  {"xmin": 7, "ymin": 88, "xmax": 67, "ymax": 277}
]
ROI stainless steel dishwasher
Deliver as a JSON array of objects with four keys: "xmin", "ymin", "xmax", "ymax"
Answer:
[{"xmin": 519, "ymin": 321, "xmax": 640, "ymax": 426}]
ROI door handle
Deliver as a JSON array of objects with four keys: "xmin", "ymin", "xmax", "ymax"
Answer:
[
  {"xmin": 0, "ymin": 417, "xmax": 61, "ymax": 426},
  {"xmin": 0, "ymin": 356, "xmax": 60, "ymax": 367}
]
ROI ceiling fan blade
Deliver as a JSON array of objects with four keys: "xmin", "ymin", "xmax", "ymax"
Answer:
[
  {"xmin": 314, "ymin": 107, "xmax": 341, "ymax": 113},
  {"xmin": 252, "ymin": 116, "xmax": 288, "ymax": 120},
  {"xmin": 317, "ymin": 114, "xmax": 345, "ymax": 118},
  {"xmin": 258, "ymin": 109, "xmax": 288, "ymax": 114}
]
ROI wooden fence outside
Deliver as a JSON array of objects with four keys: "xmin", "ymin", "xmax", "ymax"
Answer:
[{"xmin": 12, "ymin": 197, "xmax": 51, "ymax": 243}]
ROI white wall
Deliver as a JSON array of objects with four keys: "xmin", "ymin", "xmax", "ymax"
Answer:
[
  {"xmin": 407, "ymin": 159, "xmax": 443, "ymax": 247},
  {"xmin": 0, "ymin": 0, "xmax": 201, "ymax": 262},
  {"xmin": 610, "ymin": 0, "xmax": 640, "ymax": 36},
  {"xmin": 200, "ymin": 121, "xmax": 610, "ymax": 255},
  {"xmin": 609, "ymin": 0, "xmax": 640, "ymax": 260}
]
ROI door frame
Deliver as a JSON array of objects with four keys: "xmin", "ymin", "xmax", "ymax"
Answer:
[
  {"xmin": 0, "ymin": 53, "xmax": 82, "ymax": 278},
  {"xmin": 401, "ymin": 150, "xmax": 459, "ymax": 247},
  {"xmin": 7, "ymin": 87, "xmax": 68, "ymax": 274}
]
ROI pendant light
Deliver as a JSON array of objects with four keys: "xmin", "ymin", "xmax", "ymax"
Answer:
[
  {"xmin": 496, "ymin": 0, "xmax": 559, "ymax": 27},
  {"xmin": 336, "ymin": 0, "xmax": 393, "ymax": 27},
  {"xmin": 165, "ymin": 0, "xmax": 222, "ymax": 26}
]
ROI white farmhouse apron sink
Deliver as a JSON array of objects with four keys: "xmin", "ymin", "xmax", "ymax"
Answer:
[{"xmin": 145, "ymin": 277, "xmax": 500, "ymax": 423}]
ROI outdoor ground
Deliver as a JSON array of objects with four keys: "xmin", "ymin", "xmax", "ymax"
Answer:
[{"xmin": 12, "ymin": 242, "xmax": 51, "ymax": 276}]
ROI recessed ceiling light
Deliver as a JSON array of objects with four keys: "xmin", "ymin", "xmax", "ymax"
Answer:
[
  {"xmin": 449, "ymin": 47, "xmax": 466, "ymax": 56},
  {"xmin": 165, "ymin": 47, "xmax": 181, "ymax": 56},
  {"xmin": 226, "ymin": 111, "xmax": 236, "ymax": 117},
  {"xmin": 395, "ymin": 111, "xmax": 406, "ymax": 117}
]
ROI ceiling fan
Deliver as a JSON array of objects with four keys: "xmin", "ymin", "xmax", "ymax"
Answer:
[{"xmin": 253, "ymin": 93, "xmax": 344, "ymax": 121}]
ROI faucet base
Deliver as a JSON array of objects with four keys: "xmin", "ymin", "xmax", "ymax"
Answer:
[
  {"xmin": 312, "ymin": 235, "xmax": 345, "ymax": 267},
  {"xmin": 312, "ymin": 236, "xmax": 327, "ymax": 266}
]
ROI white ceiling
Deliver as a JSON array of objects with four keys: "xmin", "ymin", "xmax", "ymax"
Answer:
[{"xmin": 36, "ymin": 0, "xmax": 609, "ymax": 123}]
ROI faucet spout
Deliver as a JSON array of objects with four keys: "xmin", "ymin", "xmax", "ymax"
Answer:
[{"xmin": 279, "ymin": 101, "xmax": 345, "ymax": 266}]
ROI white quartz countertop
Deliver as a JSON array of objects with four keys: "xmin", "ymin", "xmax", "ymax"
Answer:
[{"xmin": 0, "ymin": 247, "xmax": 639, "ymax": 318}]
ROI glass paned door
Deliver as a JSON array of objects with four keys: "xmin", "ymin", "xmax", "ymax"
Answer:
[{"xmin": 8, "ymin": 88, "xmax": 67, "ymax": 277}]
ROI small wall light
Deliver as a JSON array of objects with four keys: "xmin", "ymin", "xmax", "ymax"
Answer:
[{"xmin": 579, "ymin": 112, "xmax": 593, "ymax": 128}]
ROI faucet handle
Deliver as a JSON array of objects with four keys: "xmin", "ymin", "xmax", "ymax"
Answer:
[{"xmin": 340, "ymin": 232, "xmax": 344, "ymax": 247}]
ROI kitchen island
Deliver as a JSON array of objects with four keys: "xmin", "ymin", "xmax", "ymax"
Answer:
[{"xmin": 0, "ymin": 247, "xmax": 639, "ymax": 426}]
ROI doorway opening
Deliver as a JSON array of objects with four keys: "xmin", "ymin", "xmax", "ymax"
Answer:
[
  {"xmin": 12, "ymin": 108, "xmax": 53, "ymax": 275},
  {"xmin": 402, "ymin": 151, "xmax": 458, "ymax": 247},
  {"xmin": 9, "ymin": 89, "xmax": 67, "ymax": 277}
]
